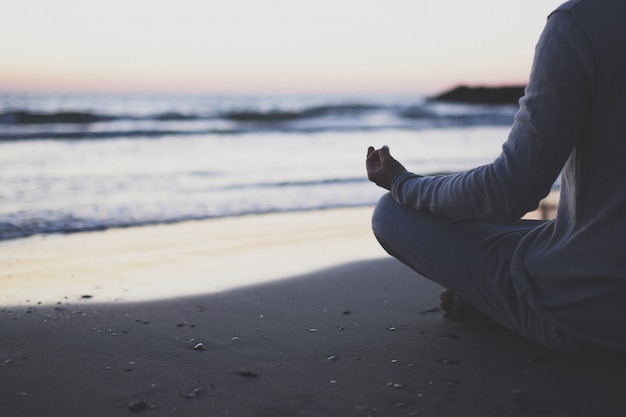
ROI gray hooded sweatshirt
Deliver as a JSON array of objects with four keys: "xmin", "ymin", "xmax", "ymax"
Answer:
[{"xmin": 391, "ymin": 0, "xmax": 626, "ymax": 347}]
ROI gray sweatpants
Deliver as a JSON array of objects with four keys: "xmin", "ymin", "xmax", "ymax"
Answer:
[{"xmin": 372, "ymin": 193, "xmax": 621, "ymax": 358}]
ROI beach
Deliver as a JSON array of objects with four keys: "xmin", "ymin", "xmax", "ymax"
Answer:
[
  {"xmin": 2, "ymin": 203, "xmax": 624, "ymax": 417},
  {"xmin": 0, "ymin": 92, "xmax": 612, "ymax": 416},
  {"xmin": 0, "ymin": 207, "xmax": 386, "ymax": 305}
]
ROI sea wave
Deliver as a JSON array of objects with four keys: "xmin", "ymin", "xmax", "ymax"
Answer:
[
  {"xmin": 0, "ymin": 92, "xmax": 521, "ymax": 242},
  {"xmin": 0, "ymin": 129, "xmax": 237, "ymax": 141},
  {"xmin": 0, "ymin": 111, "xmax": 114, "ymax": 124},
  {"xmin": 0, "ymin": 203, "xmax": 374, "ymax": 241},
  {"xmin": 0, "ymin": 103, "xmax": 382, "ymax": 125},
  {"xmin": 0, "ymin": 100, "xmax": 518, "ymax": 141},
  {"xmin": 222, "ymin": 177, "xmax": 367, "ymax": 190},
  {"xmin": 0, "ymin": 102, "xmax": 513, "ymax": 125}
]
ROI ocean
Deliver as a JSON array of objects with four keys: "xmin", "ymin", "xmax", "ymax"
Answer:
[{"xmin": 0, "ymin": 92, "xmax": 519, "ymax": 241}]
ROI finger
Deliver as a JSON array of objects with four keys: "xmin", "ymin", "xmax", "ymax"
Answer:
[
  {"xmin": 380, "ymin": 145, "xmax": 391, "ymax": 160},
  {"xmin": 367, "ymin": 146, "xmax": 375, "ymax": 158}
]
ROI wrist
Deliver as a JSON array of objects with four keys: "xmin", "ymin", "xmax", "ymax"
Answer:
[{"xmin": 390, "ymin": 171, "xmax": 421, "ymax": 196}]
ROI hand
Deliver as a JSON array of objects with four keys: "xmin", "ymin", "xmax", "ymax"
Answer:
[{"xmin": 366, "ymin": 145, "xmax": 407, "ymax": 190}]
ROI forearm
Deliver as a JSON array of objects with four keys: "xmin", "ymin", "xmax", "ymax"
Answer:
[{"xmin": 390, "ymin": 163, "xmax": 547, "ymax": 222}]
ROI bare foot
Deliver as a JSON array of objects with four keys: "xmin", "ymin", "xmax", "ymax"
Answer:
[{"xmin": 439, "ymin": 290, "xmax": 486, "ymax": 321}]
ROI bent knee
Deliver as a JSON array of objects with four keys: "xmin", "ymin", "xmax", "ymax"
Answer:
[{"xmin": 371, "ymin": 193, "xmax": 398, "ymax": 234}]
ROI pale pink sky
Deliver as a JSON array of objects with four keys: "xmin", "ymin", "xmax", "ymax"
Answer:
[{"xmin": 1, "ymin": 0, "xmax": 565, "ymax": 95}]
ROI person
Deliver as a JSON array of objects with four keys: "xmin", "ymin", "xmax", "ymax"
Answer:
[{"xmin": 366, "ymin": 0, "xmax": 626, "ymax": 358}]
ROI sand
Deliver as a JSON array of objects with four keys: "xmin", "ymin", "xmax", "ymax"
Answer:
[
  {"xmin": 0, "ymin": 208, "xmax": 386, "ymax": 305},
  {"xmin": 2, "ymin": 202, "xmax": 624, "ymax": 417}
]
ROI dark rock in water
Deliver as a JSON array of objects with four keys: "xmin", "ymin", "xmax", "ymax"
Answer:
[{"xmin": 431, "ymin": 85, "xmax": 526, "ymax": 105}]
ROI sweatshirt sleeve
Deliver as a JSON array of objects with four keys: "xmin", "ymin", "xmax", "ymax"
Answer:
[{"xmin": 390, "ymin": 10, "xmax": 595, "ymax": 222}]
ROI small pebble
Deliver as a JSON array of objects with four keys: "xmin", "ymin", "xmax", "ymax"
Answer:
[
  {"xmin": 184, "ymin": 388, "xmax": 202, "ymax": 399},
  {"xmin": 327, "ymin": 355, "xmax": 338, "ymax": 361},
  {"xmin": 193, "ymin": 343, "xmax": 205, "ymax": 351},
  {"xmin": 436, "ymin": 358, "xmax": 459, "ymax": 365},
  {"xmin": 128, "ymin": 401, "xmax": 147, "ymax": 412},
  {"xmin": 236, "ymin": 371, "xmax": 258, "ymax": 378},
  {"xmin": 445, "ymin": 379, "xmax": 461, "ymax": 387},
  {"xmin": 309, "ymin": 328, "xmax": 318, "ymax": 333},
  {"xmin": 387, "ymin": 327, "xmax": 396, "ymax": 331}
]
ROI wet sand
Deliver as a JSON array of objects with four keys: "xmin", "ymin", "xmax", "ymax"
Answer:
[
  {"xmin": 0, "ymin": 208, "xmax": 386, "ymax": 305},
  {"xmin": 3, "ymin": 200, "xmax": 624, "ymax": 416}
]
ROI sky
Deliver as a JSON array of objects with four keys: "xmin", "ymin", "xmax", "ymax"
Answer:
[{"xmin": 1, "ymin": 0, "xmax": 566, "ymax": 95}]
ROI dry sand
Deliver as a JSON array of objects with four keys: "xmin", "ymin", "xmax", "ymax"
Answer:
[{"xmin": 2, "ymin": 202, "xmax": 624, "ymax": 417}]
